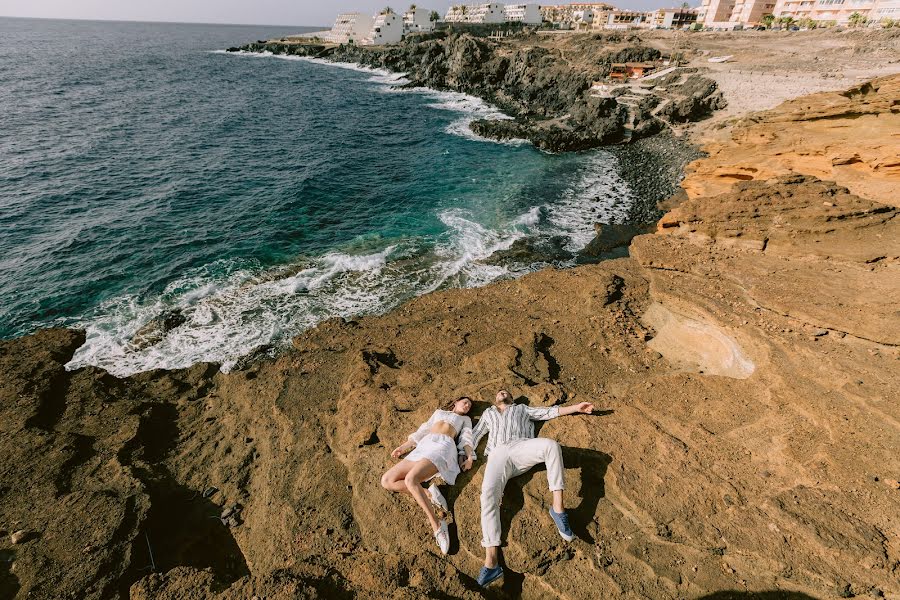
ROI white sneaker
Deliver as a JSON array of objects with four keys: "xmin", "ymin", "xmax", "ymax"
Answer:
[
  {"xmin": 428, "ymin": 483, "xmax": 449, "ymax": 512},
  {"xmin": 434, "ymin": 520, "xmax": 450, "ymax": 555}
]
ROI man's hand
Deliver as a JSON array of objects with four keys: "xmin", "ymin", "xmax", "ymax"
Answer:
[
  {"xmin": 459, "ymin": 455, "xmax": 474, "ymax": 471},
  {"xmin": 391, "ymin": 442, "xmax": 412, "ymax": 459},
  {"xmin": 574, "ymin": 401, "xmax": 594, "ymax": 414}
]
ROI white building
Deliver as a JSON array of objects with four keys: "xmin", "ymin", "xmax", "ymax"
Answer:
[
  {"xmin": 445, "ymin": 3, "xmax": 506, "ymax": 23},
  {"xmin": 573, "ymin": 8, "xmax": 596, "ymax": 27},
  {"xmin": 403, "ymin": 7, "xmax": 436, "ymax": 33},
  {"xmin": 364, "ymin": 11, "xmax": 403, "ymax": 45},
  {"xmin": 605, "ymin": 9, "xmax": 652, "ymax": 28},
  {"xmin": 504, "ymin": 3, "xmax": 543, "ymax": 23},
  {"xmin": 325, "ymin": 12, "xmax": 374, "ymax": 44}
]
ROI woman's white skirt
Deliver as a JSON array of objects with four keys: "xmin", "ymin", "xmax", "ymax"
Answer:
[{"xmin": 406, "ymin": 433, "xmax": 461, "ymax": 485}]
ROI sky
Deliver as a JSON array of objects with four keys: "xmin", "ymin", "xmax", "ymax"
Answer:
[{"xmin": 0, "ymin": 0, "xmax": 671, "ymax": 27}]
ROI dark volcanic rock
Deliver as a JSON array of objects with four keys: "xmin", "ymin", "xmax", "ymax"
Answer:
[
  {"xmin": 483, "ymin": 235, "xmax": 574, "ymax": 266},
  {"xmin": 131, "ymin": 310, "xmax": 188, "ymax": 350},
  {"xmin": 655, "ymin": 73, "xmax": 727, "ymax": 123},
  {"xmin": 233, "ymin": 35, "xmax": 723, "ymax": 151},
  {"xmin": 579, "ymin": 223, "xmax": 656, "ymax": 259}
]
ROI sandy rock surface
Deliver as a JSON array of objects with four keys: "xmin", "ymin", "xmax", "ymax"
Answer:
[
  {"xmin": 682, "ymin": 75, "xmax": 900, "ymax": 207},
  {"xmin": 1, "ymin": 62, "xmax": 899, "ymax": 600}
]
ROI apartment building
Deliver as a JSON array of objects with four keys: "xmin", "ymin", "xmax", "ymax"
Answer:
[
  {"xmin": 652, "ymin": 7, "xmax": 701, "ymax": 27},
  {"xmin": 774, "ymin": 0, "xmax": 898, "ymax": 23},
  {"xmin": 325, "ymin": 12, "xmax": 375, "ymax": 44},
  {"xmin": 403, "ymin": 7, "xmax": 435, "ymax": 33},
  {"xmin": 699, "ymin": 0, "xmax": 774, "ymax": 26},
  {"xmin": 444, "ymin": 3, "xmax": 506, "ymax": 23},
  {"xmin": 605, "ymin": 9, "xmax": 652, "ymax": 27},
  {"xmin": 365, "ymin": 11, "xmax": 403, "ymax": 45},
  {"xmin": 542, "ymin": 3, "xmax": 617, "ymax": 26},
  {"xmin": 503, "ymin": 4, "xmax": 543, "ymax": 23}
]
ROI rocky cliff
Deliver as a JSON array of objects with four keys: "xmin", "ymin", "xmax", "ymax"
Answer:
[
  {"xmin": 1, "ymin": 75, "xmax": 898, "ymax": 600},
  {"xmin": 231, "ymin": 33, "xmax": 725, "ymax": 152}
]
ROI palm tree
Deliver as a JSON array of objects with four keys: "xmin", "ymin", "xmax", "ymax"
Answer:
[
  {"xmin": 430, "ymin": 10, "xmax": 440, "ymax": 21},
  {"xmin": 779, "ymin": 15, "xmax": 795, "ymax": 27},
  {"xmin": 381, "ymin": 6, "xmax": 394, "ymax": 15},
  {"xmin": 409, "ymin": 3, "xmax": 417, "ymax": 9},
  {"xmin": 681, "ymin": 1, "xmax": 690, "ymax": 7},
  {"xmin": 762, "ymin": 14, "xmax": 775, "ymax": 28},
  {"xmin": 847, "ymin": 11, "xmax": 866, "ymax": 27}
]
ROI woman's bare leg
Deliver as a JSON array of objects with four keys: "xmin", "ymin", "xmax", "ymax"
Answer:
[
  {"xmin": 381, "ymin": 460, "xmax": 415, "ymax": 494},
  {"xmin": 405, "ymin": 459, "xmax": 441, "ymax": 532}
]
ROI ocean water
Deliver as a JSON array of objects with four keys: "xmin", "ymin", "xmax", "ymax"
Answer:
[{"xmin": 0, "ymin": 17, "xmax": 635, "ymax": 376}]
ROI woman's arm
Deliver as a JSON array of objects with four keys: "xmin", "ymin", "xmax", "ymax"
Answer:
[
  {"xmin": 459, "ymin": 444, "xmax": 474, "ymax": 471},
  {"xmin": 457, "ymin": 417, "xmax": 476, "ymax": 471},
  {"xmin": 391, "ymin": 439, "xmax": 416, "ymax": 459},
  {"xmin": 391, "ymin": 411, "xmax": 435, "ymax": 458}
]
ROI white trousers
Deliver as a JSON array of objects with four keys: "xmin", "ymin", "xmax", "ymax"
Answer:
[{"xmin": 480, "ymin": 437, "xmax": 565, "ymax": 548}]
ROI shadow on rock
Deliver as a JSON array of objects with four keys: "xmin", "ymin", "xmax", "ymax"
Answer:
[
  {"xmin": 499, "ymin": 445, "xmax": 612, "ymax": 547},
  {"xmin": 695, "ymin": 592, "xmax": 821, "ymax": 600}
]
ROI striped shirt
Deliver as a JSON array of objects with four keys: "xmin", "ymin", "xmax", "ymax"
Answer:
[{"xmin": 471, "ymin": 403, "xmax": 560, "ymax": 458}]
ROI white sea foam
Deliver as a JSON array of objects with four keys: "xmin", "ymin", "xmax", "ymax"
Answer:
[
  {"xmin": 544, "ymin": 151, "xmax": 635, "ymax": 250},
  {"xmin": 67, "ymin": 57, "xmax": 634, "ymax": 377},
  {"xmin": 220, "ymin": 50, "xmax": 523, "ymax": 145},
  {"xmin": 64, "ymin": 204, "xmax": 547, "ymax": 377}
]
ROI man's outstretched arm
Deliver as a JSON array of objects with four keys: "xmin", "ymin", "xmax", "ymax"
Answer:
[
  {"xmin": 525, "ymin": 401, "xmax": 594, "ymax": 421},
  {"xmin": 558, "ymin": 401, "xmax": 594, "ymax": 416}
]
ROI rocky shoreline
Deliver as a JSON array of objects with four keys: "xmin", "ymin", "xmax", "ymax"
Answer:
[
  {"xmin": 229, "ymin": 31, "xmax": 725, "ymax": 153},
  {"xmin": 227, "ymin": 33, "xmax": 711, "ymax": 265},
  {"xmin": 2, "ymin": 32, "xmax": 899, "ymax": 600}
]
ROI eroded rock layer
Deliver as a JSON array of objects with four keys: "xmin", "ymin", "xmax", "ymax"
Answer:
[{"xmin": 681, "ymin": 74, "xmax": 900, "ymax": 207}]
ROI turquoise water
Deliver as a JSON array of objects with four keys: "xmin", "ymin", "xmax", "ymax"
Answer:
[{"xmin": 0, "ymin": 18, "xmax": 635, "ymax": 375}]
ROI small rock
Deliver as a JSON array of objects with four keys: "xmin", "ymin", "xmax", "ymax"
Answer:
[
  {"xmin": 202, "ymin": 486, "xmax": 218, "ymax": 499},
  {"xmin": 10, "ymin": 530, "xmax": 30, "ymax": 544},
  {"xmin": 221, "ymin": 506, "xmax": 235, "ymax": 519},
  {"xmin": 812, "ymin": 328, "xmax": 828, "ymax": 336},
  {"xmin": 836, "ymin": 582, "xmax": 854, "ymax": 598},
  {"xmin": 884, "ymin": 479, "xmax": 900, "ymax": 490}
]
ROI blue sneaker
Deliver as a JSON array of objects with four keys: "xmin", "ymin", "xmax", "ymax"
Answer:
[
  {"xmin": 477, "ymin": 565, "xmax": 504, "ymax": 587},
  {"xmin": 549, "ymin": 508, "xmax": 575, "ymax": 542}
]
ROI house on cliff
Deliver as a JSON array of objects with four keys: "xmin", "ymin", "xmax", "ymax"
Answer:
[
  {"xmin": 325, "ymin": 12, "xmax": 374, "ymax": 44},
  {"xmin": 444, "ymin": 3, "xmax": 541, "ymax": 24},
  {"xmin": 364, "ymin": 10, "xmax": 403, "ymax": 45},
  {"xmin": 404, "ymin": 7, "xmax": 436, "ymax": 32}
]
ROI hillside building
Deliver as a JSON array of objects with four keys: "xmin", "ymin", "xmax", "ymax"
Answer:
[
  {"xmin": 504, "ymin": 3, "xmax": 543, "ymax": 23},
  {"xmin": 325, "ymin": 12, "xmax": 375, "ymax": 44},
  {"xmin": 699, "ymin": 0, "xmax": 775, "ymax": 26},
  {"xmin": 604, "ymin": 9, "xmax": 652, "ymax": 27},
  {"xmin": 774, "ymin": 0, "xmax": 899, "ymax": 24},
  {"xmin": 364, "ymin": 11, "xmax": 403, "ymax": 45},
  {"xmin": 542, "ymin": 3, "xmax": 617, "ymax": 26},
  {"xmin": 445, "ymin": 3, "xmax": 506, "ymax": 23},
  {"xmin": 651, "ymin": 7, "xmax": 700, "ymax": 27},
  {"xmin": 403, "ymin": 7, "xmax": 436, "ymax": 33}
]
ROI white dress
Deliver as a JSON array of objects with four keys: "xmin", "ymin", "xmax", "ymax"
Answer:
[{"xmin": 405, "ymin": 410, "xmax": 474, "ymax": 485}]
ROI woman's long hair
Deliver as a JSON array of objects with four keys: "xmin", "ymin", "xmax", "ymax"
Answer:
[{"xmin": 440, "ymin": 396, "xmax": 472, "ymax": 413}]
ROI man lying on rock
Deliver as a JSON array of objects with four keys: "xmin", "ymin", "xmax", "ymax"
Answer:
[{"xmin": 472, "ymin": 389, "xmax": 594, "ymax": 587}]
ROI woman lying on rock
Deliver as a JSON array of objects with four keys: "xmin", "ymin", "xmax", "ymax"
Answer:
[{"xmin": 381, "ymin": 396, "xmax": 476, "ymax": 555}]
